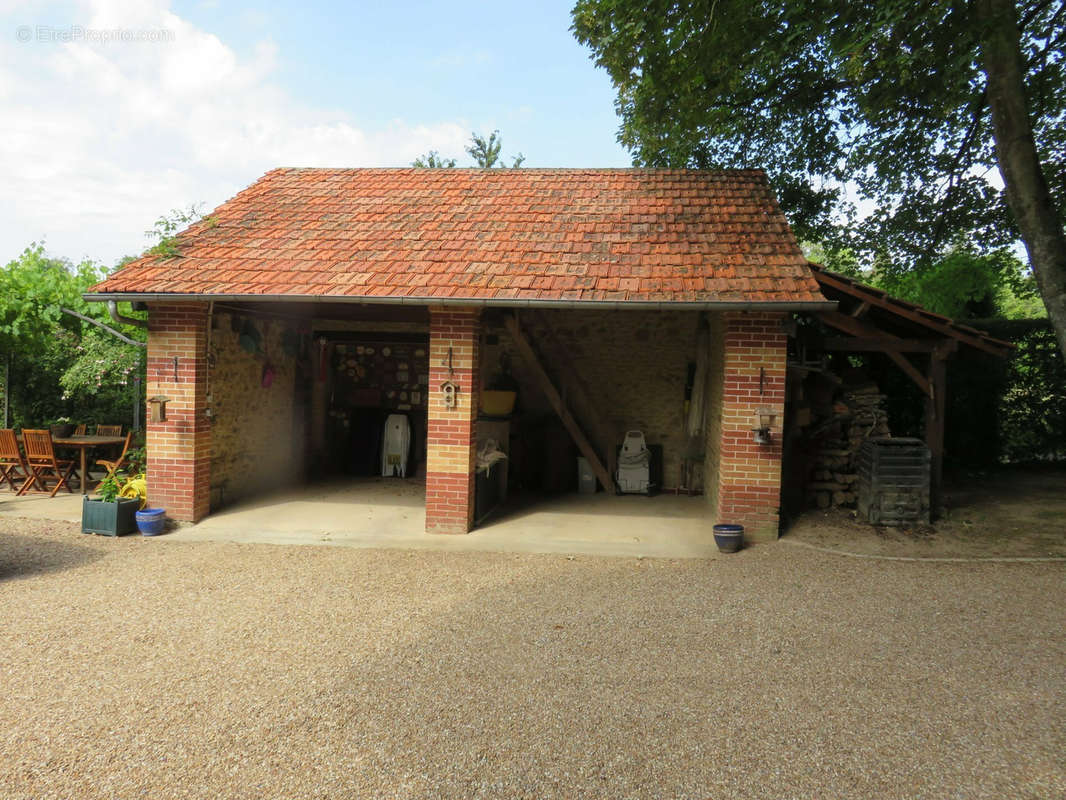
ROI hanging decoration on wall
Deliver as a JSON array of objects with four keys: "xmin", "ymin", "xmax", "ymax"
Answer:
[
  {"xmin": 440, "ymin": 380, "xmax": 458, "ymax": 408},
  {"xmin": 239, "ymin": 320, "xmax": 262, "ymax": 355}
]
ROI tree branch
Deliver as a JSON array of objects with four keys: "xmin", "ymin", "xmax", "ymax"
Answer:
[
  {"xmin": 923, "ymin": 91, "xmax": 989, "ymax": 261},
  {"xmin": 60, "ymin": 309, "xmax": 146, "ymax": 348}
]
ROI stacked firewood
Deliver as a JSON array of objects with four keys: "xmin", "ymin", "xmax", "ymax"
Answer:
[{"xmin": 805, "ymin": 380, "xmax": 891, "ymax": 509}]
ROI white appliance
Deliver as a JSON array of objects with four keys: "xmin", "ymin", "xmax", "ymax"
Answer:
[
  {"xmin": 381, "ymin": 414, "xmax": 411, "ymax": 477},
  {"xmin": 616, "ymin": 430, "xmax": 651, "ymax": 494}
]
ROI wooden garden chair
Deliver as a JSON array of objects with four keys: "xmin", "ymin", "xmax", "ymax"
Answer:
[
  {"xmin": 96, "ymin": 424, "xmax": 122, "ymax": 436},
  {"xmin": 0, "ymin": 429, "xmax": 28, "ymax": 492},
  {"xmin": 17, "ymin": 430, "xmax": 75, "ymax": 497},
  {"xmin": 95, "ymin": 432, "xmax": 134, "ymax": 480}
]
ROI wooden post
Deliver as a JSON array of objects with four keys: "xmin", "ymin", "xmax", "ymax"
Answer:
[
  {"xmin": 924, "ymin": 346, "xmax": 949, "ymax": 514},
  {"xmin": 504, "ymin": 314, "xmax": 614, "ymax": 492}
]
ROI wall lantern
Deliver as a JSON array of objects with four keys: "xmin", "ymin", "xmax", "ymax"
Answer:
[
  {"xmin": 148, "ymin": 396, "xmax": 170, "ymax": 423},
  {"xmin": 752, "ymin": 408, "xmax": 776, "ymax": 445}
]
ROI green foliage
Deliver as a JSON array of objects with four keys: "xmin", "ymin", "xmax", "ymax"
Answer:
[
  {"xmin": 145, "ymin": 205, "xmax": 215, "ymax": 259},
  {"xmin": 949, "ymin": 320, "xmax": 1066, "ymax": 464},
  {"xmin": 413, "ymin": 130, "xmax": 525, "ymax": 169},
  {"xmin": 873, "ymin": 246, "xmax": 1041, "ymax": 320},
  {"xmin": 96, "ymin": 470, "xmax": 124, "ymax": 502},
  {"xmin": 60, "ymin": 328, "xmax": 143, "ymax": 408},
  {"xmin": 0, "ymin": 244, "xmax": 145, "ymax": 429},
  {"xmin": 993, "ymin": 320, "xmax": 1066, "ymax": 462},
  {"xmin": 878, "ymin": 319, "xmax": 1065, "ymax": 466},
  {"xmin": 571, "ymin": 0, "xmax": 1065, "ymax": 268},
  {"xmin": 412, "ymin": 151, "xmax": 457, "ymax": 168},
  {"xmin": 0, "ymin": 244, "xmax": 99, "ymax": 352},
  {"xmin": 801, "ymin": 243, "xmax": 862, "ymax": 277},
  {"xmin": 466, "ymin": 130, "xmax": 525, "ymax": 168},
  {"xmin": 126, "ymin": 444, "xmax": 147, "ymax": 474}
]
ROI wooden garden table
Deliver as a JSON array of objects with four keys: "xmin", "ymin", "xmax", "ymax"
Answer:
[{"xmin": 51, "ymin": 435, "xmax": 126, "ymax": 495}]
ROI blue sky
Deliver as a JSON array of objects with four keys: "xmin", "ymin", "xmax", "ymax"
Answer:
[
  {"xmin": 173, "ymin": 0, "xmax": 630, "ymax": 167},
  {"xmin": 1, "ymin": 0, "xmax": 630, "ymax": 266}
]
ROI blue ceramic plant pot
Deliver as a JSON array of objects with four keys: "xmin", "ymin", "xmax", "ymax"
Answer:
[
  {"xmin": 713, "ymin": 524, "xmax": 744, "ymax": 553},
  {"xmin": 135, "ymin": 508, "xmax": 166, "ymax": 536}
]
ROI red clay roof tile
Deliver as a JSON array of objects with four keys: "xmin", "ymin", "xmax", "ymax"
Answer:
[{"xmin": 89, "ymin": 168, "xmax": 826, "ymax": 305}]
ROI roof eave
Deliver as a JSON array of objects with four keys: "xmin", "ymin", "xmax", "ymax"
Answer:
[{"xmin": 84, "ymin": 291, "xmax": 836, "ymax": 313}]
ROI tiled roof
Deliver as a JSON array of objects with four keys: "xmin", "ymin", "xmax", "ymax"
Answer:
[
  {"xmin": 89, "ymin": 168, "xmax": 829, "ymax": 306},
  {"xmin": 809, "ymin": 263, "xmax": 1014, "ymax": 356}
]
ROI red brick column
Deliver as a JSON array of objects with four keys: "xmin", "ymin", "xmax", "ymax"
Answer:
[
  {"xmin": 715, "ymin": 312, "xmax": 787, "ymax": 541},
  {"xmin": 145, "ymin": 302, "xmax": 211, "ymax": 522},
  {"xmin": 425, "ymin": 307, "xmax": 480, "ymax": 534}
]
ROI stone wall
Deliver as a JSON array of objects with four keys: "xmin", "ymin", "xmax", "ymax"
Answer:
[
  {"xmin": 485, "ymin": 309, "xmax": 703, "ymax": 490},
  {"xmin": 208, "ymin": 312, "xmax": 301, "ymax": 507}
]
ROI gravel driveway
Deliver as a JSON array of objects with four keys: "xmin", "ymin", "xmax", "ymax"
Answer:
[{"xmin": 1, "ymin": 518, "xmax": 1063, "ymax": 799}]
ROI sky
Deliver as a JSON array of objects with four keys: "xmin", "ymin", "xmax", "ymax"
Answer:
[{"xmin": 0, "ymin": 0, "xmax": 631, "ymax": 267}]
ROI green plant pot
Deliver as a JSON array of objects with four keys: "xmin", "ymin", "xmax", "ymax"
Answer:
[{"xmin": 82, "ymin": 496, "xmax": 140, "ymax": 536}]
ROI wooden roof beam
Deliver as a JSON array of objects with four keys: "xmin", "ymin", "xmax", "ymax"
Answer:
[
  {"xmin": 812, "ymin": 268, "xmax": 1011, "ymax": 356},
  {"xmin": 504, "ymin": 313, "xmax": 615, "ymax": 492},
  {"xmin": 821, "ymin": 337, "xmax": 955, "ymax": 353},
  {"xmin": 817, "ymin": 311, "xmax": 933, "ymax": 398}
]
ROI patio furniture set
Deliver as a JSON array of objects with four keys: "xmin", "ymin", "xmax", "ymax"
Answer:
[{"xmin": 0, "ymin": 426, "xmax": 132, "ymax": 498}]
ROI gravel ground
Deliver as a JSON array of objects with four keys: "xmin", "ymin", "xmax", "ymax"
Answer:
[
  {"xmin": 787, "ymin": 467, "xmax": 1066, "ymax": 559},
  {"xmin": 1, "ymin": 517, "xmax": 1063, "ymax": 799}
]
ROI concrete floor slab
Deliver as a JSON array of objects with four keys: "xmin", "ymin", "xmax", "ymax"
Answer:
[
  {"xmin": 182, "ymin": 479, "xmax": 719, "ymax": 558},
  {"xmin": 2, "ymin": 479, "xmax": 721, "ymax": 558},
  {"xmin": 0, "ymin": 491, "xmax": 84, "ymax": 524}
]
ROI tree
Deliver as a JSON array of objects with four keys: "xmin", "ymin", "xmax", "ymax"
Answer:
[
  {"xmin": 0, "ymin": 244, "xmax": 145, "ymax": 428},
  {"xmin": 466, "ymin": 130, "xmax": 525, "ymax": 168},
  {"xmin": 411, "ymin": 151, "xmax": 457, "ymax": 168},
  {"xmin": 412, "ymin": 130, "xmax": 525, "ymax": 168},
  {"xmin": 874, "ymin": 245, "xmax": 1043, "ymax": 319},
  {"xmin": 572, "ymin": 0, "xmax": 1066, "ymax": 355}
]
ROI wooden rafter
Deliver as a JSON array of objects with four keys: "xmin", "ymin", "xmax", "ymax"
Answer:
[
  {"xmin": 821, "ymin": 337, "xmax": 945, "ymax": 353},
  {"xmin": 504, "ymin": 314, "xmax": 614, "ymax": 492},
  {"xmin": 523, "ymin": 309, "xmax": 618, "ymax": 478},
  {"xmin": 817, "ymin": 311, "xmax": 933, "ymax": 398},
  {"xmin": 810, "ymin": 265, "xmax": 1012, "ymax": 356}
]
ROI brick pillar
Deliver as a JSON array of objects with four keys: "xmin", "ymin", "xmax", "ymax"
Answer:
[
  {"xmin": 425, "ymin": 307, "xmax": 480, "ymax": 534},
  {"xmin": 715, "ymin": 312, "xmax": 787, "ymax": 541},
  {"xmin": 145, "ymin": 302, "xmax": 211, "ymax": 522}
]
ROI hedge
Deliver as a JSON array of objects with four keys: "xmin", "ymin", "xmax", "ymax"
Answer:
[{"xmin": 879, "ymin": 318, "xmax": 1065, "ymax": 467}]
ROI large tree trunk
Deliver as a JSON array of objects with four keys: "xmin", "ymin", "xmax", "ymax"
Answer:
[{"xmin": 977, "ymin": 0, "xmax": 1066, "ymax": 358}]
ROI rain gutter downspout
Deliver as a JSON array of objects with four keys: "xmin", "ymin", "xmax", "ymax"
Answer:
[{"xmin": 108, "ymin": 300, "xmax": 148, "ymax": 328}]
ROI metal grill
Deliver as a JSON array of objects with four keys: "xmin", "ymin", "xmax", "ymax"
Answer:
[{"xmin": 856, "ymin": 438, "xmax": 931, "ymax": 526}]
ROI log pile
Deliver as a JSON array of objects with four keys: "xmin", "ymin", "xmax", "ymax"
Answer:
[{"xmin": 804, "ymin": 380, "xmax": 891, "ymax": 509}]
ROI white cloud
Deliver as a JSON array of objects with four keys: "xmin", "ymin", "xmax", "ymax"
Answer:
[{"xmin": 0, "ymin": 0, "xmax": 470, "ymax": 266}]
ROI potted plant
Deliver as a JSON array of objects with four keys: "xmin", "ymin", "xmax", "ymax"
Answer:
[
  {"xmin": 117, "ymin": 473, "xmax": 166, "ymax": 536},
  {"xmin": 482, "ymin": 352, "xmax": 519, "ymax": 416},
  {"xmin": 49, "ymin": 417, "xmax": 75, "ymax": 439},
  {"xmin": 82, "ymin": 471, "xmax": 140, "ymax": 536}
]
